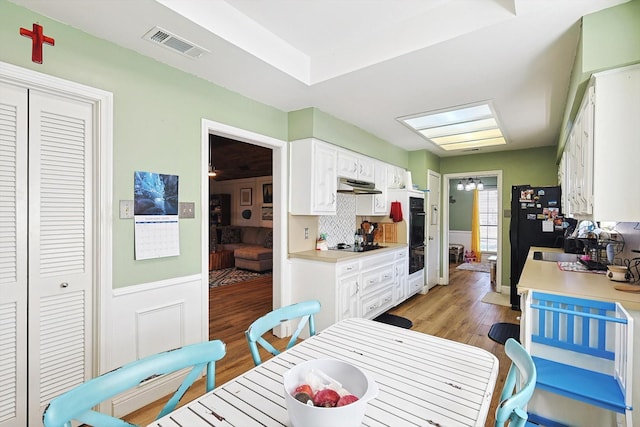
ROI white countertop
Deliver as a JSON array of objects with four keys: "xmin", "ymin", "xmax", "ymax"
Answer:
[
  {"xmin": 518, "ymin": 247, "xmax": 640, "ymax": 310},
  {"xmin": 289, "ymin": 243, "xmax": 408, "ymax": 263}
]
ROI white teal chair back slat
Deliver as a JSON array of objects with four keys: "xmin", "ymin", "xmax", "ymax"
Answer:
[
  {"xmin": 495, "ymin": 338, "xmax": 537, "ymax": 427},
  {"xmin": 42, "ymin": 340, "xmax": 226, "ymax": 427},
  {"xmin": 245, "ymin": 300, "xmax": 321, "ymax": 366}
]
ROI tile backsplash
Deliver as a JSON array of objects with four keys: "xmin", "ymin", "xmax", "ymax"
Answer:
[{"xmin": 319, "ymin": 193, "xmax": 357, "ymax": 247}]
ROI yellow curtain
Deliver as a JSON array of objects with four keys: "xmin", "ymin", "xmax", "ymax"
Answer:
[{"xmin": 471, "ymin": 188, "xmax": 481, "ymax": 262}]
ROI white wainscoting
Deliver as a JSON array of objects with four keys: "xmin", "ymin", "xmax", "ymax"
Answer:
[
  {"xmin": 449, "ymin": 230, "xmax": 471, "ymax": 253},
  {"xmin": 105, "ymin": 274, "xmax": 207, "ymax": 417}
]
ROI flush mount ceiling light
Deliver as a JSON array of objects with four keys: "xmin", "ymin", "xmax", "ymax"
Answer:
[{"xmin": 399, "ymin": 102, "xmax": 507, "ymax": 151}]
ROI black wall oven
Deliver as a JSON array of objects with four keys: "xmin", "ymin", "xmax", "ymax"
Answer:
[{"xmin": 409, "ymin": 196, "xmax": 425, "ymax": 274}]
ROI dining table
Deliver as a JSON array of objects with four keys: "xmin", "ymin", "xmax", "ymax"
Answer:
[{"xmin": 148, "ymin": 317, "xmax": 499, "ymax": 426}]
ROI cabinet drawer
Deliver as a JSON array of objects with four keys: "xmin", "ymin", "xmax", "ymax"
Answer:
[
  {"xmin": 361, "ymin": 265, "xmax": 394, "ymax": 295},
  {"xmin": 408, "ymin": 274, "xmax": 423, "ymax": 295},
  {"xmin": 338, "ymin": 260, "xmax": 360, "ymax": 276},
  {"xmin": 361, "ymin": 289, "xmax": 394, "ymax": 318}
]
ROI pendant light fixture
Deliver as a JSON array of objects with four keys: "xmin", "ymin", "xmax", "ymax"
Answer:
[
  {"xmin": 208, "ymin": 139, "xmax": 217, "ymax": 177},
  {"xmin": 456, "ymin": 177, "xmax": 484, "ymax": 191}
]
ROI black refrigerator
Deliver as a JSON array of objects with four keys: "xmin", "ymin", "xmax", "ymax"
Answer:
[{"xmin": 509, "ymin": 185, "xmax": 565, "ymax": 309}]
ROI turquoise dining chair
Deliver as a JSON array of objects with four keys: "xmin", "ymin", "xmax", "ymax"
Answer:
[
  {"xmin": 245, "ymin": 300, "xmax": 321, "ymax": 366},
  {"xmin": 42, "ymin": 340, "xmax": 226, "ymax": 427},
  {"xmin": 495, "ymin": 338, "xmax": 537, "ymax": 427}
]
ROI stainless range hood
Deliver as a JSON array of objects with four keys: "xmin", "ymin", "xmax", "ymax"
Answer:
[{"xmin": 337, "ymin": 177, "xmax": 382, "ymax": 194}]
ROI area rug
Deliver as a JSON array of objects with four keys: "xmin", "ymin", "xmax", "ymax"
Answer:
[
  {"xmin": 456, "ymin": 262, "xmax": 490, "ymax": 273},
  {"xmin": 373, "ymin": 313, "xmax": 413, "ymax": 329},
  {"xmin": 488, "ymin": 322, "xmax": 520, "ymax": 345},
  {"xmin": 481, "ymin": 291, "xmax": 511, "ymax": 307},
  {"xmin": 209, "ymin": 267, "xmax": 272, "ymax": 288}
]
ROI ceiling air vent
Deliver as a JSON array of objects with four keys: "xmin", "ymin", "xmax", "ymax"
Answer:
[{"xmin": 143, "ymin": 26, "xmax": 208, "ymax": 59}]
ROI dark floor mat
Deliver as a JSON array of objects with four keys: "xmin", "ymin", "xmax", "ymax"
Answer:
[
  {"xmin": 488, "ymin": 322, "xmax": 520, "ymax": 345},
  {"xmin": 373, "ymin": 313, "xmax": 413, "ymax": 329}
]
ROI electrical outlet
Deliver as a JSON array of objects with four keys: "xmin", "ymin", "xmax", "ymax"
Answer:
[
  {"xmin": 119, "ymin": 200, "xmax": 134, "ymax": 219},
  {"xmin": 179, "ymin": 202, "xmax": 195, "ymax": 218},
  {"xmin": 304, "ymin": 227, "xmax": 309, "ymax": 239}
]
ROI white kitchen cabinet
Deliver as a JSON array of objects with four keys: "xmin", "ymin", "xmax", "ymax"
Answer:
[
  {"xmin": 386, "ymin": 166, "xmax": 406, "ymax": 189},
  {"xmin": 290, "ymin": 138, "xmax": 337, "ymax": 215},
  {"xmin": 290, "ymin": 247, "xmax": 408, "ymax": 334},
  {"xmin": 356, "ymin": 160, "xmax": 388, "ymax": 215},
  {"xmin": 337, "ymin": 148, "xmax": 375, "ymax": 182},
  {"xmin": 562, "ymin": 64, "xmax": 640, "ymax": 221}
]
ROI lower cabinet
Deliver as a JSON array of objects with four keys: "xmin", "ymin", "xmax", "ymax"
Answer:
[{"xmin": 291, "ymin": 248, "xmax": 410, "ymax": 334}]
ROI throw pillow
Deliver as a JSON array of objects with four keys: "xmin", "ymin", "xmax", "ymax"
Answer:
[
  {"xmin": 220, "ymin": 228, "xmax": 241, "ymax": 244},
  {"xmin": 264, "ymin": 230, "xmax": 273, "ymax": 249}
]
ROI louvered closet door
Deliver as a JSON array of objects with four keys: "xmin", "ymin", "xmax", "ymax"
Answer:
[
  {"xmin": 0, "ymin": 82, "xmax": 28, "ymax": 426},
  {"xmin": 27, "ymin": 90, "xmax": 94, "ymax": 424}
]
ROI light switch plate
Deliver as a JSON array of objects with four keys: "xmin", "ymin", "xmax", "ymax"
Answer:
[
  {"xmin": 119, "ymin": 200, "xmax": 134, "ymax": 219},
  {"xmin": 179, "ymin": 202, "xmax": 195, "ymax": 218}
]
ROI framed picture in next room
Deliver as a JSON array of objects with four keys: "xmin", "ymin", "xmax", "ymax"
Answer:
[
  {"xmin": 262, "ymin": 183, "xmax": 273, "ymax": 204},
  {"xmin": 240, "ymin": 188, "xmax": 252, "ymax": 206}
]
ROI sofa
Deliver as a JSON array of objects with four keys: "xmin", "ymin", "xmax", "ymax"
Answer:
[{"xmin": 214, "ymin": 226, "xmax": 273, "ymax": 272}]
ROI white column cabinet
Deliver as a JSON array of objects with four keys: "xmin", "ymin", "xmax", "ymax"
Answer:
[
  {"xmin": 561, "ymin": 64, "xmax": 640, "ymax": 221},
  {"xmin": 290, "ymin": 138, "xmax": 337, "ymax": 215},
  {"xmin": 0, "ymin": 82, "xmax": 94, "ymax": 426}
]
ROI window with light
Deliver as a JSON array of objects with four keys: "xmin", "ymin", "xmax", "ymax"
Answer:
[{"xmin": 479, "ymin": 188, "xmax": 498, "ymax": 252}]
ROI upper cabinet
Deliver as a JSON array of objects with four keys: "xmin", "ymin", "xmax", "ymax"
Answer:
[
  {"xmin": 356, "ymin": 160, "xmax": 388, "ymax": 216},
  {"xmin": 290, "ymin": 138, "xmax": 337, "ymax": 215},
  {"xmin": 337, "ymin": 149, "xmax": 375, "ymax": 182},
  {"xmin": 561, "ymin": 64, "xmax": 640, "ymax": 222},
  {"xmin": 386, "ymin": 166, "xmax": 406, "ymax": 189},
  {"xmin": 290, "ymin": 138, "xmax": 407, "ymax": 216}
]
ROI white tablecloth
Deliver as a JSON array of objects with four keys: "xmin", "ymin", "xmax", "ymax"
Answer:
[{"xmin": 148, "ymin": 317, "xmax": 499, "ymax": 426}]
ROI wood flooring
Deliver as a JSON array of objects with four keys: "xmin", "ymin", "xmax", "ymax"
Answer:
[{"xmin": 124, "ymin": 264, "xmax": 519, "ymax": 426}]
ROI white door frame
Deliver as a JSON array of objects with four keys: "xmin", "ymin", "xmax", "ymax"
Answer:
[
  {"xmin": 441, "ymin": 170, "xmax": 502, "ymax": 291},
  {"xmin": 0, "ymin": 61, "xmax": 113, "ymax": 419},
  {"xmin": 425, "ymin": 169, "xmax": 441, "ymax": 291},
  {"xmin": 201, "ymin": 120, "xmax": 289, "ymax": 325}
]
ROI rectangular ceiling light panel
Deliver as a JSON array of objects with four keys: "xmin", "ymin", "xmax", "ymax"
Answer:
[{"xmin": 399, "ymin": 102, "xmax": 507, "ymax": 151}]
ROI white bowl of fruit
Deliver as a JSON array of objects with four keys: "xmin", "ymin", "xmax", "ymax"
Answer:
[{"xmin": 283, "ymin": 358, "xmax": 378, "ymax": 427}]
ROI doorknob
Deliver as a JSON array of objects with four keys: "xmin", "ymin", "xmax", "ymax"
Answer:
[
  {"xmin": 60, "ymin": 282, "xmax": 69, "ymax": 288},
  {"xmin": 428, "ymin": 236, "xmax": 434, "ymax": 240}
]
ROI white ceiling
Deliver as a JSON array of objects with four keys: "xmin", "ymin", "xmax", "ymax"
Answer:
[{"xmin": 11, "ymin": 0, "xmax": 628, "ymax": 157}]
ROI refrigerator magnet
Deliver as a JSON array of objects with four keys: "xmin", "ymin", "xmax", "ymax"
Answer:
[
  {"xmin": 527, "ymin": 213, "xmax": 537, "ymax": 220},
  {"xmin": 538, "ymin": 189, "xmax": 545, "ymax": 196},
  {"xmin": 548, "ymin": 200, "xmax": 558, "ymax": 206}
]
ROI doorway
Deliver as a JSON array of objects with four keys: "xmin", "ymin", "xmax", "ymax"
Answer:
[
  {"xmin": 201, "ymin": 119, "xmax": 288, "ymax": 315},
  {"xmin": 442, "ymin": 171, "xmax": 503, "ymax": 291}
]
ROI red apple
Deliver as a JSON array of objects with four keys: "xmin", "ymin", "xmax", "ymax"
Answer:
[
  {"xmin": 336, "ymin": 394, "xmax": 359, "ymax": 407},
  {"xmin": 312, "ymin": 388, "xmax": 340, "ymax": 407},
  {"xmin": 294, "ymin": 384, "xmax": 314, "ymax": 398}
]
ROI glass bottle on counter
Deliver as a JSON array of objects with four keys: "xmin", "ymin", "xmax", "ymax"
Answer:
[{"xmin": 354, "ymin": 230, "xmax": 364, "ymax": 252}]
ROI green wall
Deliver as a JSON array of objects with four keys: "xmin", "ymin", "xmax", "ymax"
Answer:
[
  {"xmin": 441, "ymin": 146, "xmax": 558, "ymax": 285},
  {"xmin": 1, "ymin": 0, "xmax": 290, "ymax": 288},
  {"xmin": 408, "ymin": 149, "xmax": 440, "ymax": 190},
  {"xmin": 557, "ymin": 0, "xmax": 640, "ymax": 155},
  {"xmin": 2, "ymin": 0, "xmax": 415, "ymax": 289},
  {"xmin": 289, "ymin": 107, "xmax": 409, "ymax": 168}
]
